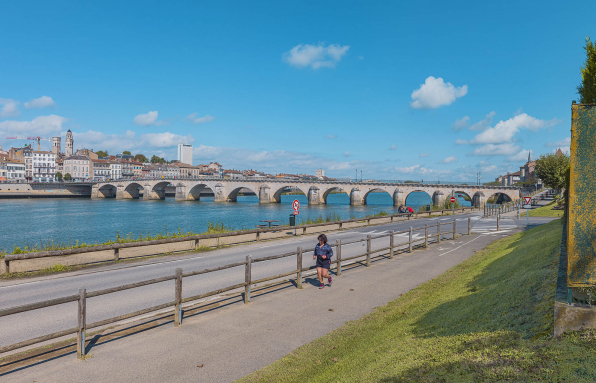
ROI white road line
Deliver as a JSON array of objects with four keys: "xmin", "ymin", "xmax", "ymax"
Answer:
[{"xmin": 438, "ymin": 235, "xmax": 483, "ymax": 257}]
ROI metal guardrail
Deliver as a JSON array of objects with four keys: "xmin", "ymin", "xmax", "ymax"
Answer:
[
  {"xmin": 0, "ymin": 216, "xmax": 476, "ymax": 359},
  {"xmin": 2, "ymin": 207, "xmax": 477, "ymax": 272}
]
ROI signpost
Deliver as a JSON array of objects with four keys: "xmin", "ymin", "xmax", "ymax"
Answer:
[
  {"xmin": 523, "ymin": 196, "xmax": 532, "ymax": 226},
  {"xmin": 292, "ymin": 200, "xmax": 300, "ymax": 236},
  {"xmin": 450, "ymin": 195, "xmax": 456, "ymax": 215}
]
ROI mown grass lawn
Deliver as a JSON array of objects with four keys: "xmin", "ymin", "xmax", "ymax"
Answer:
[
  {"xmin": 239, "ymin": 219, "xmax": 596, "ymax": 382},
  {"xmin": 529, "ymin": 200, "xmax": 565, "ymax": 217}
]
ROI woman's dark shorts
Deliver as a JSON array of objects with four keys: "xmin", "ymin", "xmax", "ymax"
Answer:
[{"xmin": 316, "ymin": 259, "xmax": 331, "ymax": 270}]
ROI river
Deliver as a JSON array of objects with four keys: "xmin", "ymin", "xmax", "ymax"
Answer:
[{"xmin": 0, "ymin": 192, "xmax": 470, "ymax": 252}]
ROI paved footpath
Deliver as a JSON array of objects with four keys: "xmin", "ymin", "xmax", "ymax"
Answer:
[{"xmin": 0, "ymin": 216, "xmax": 557, "ymax": 383}]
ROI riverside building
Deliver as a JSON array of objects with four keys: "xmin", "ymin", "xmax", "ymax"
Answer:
[
  {"xmin": 64, "ymin": 155, "xmax": 93, "ymax": 181},
  {"xmin": 177, "ymin": 144, "xmax": 193, "ymax": 166},
  {"xmin": 32, "ymin": 150, "xmax": 56, "ymax": 182}
]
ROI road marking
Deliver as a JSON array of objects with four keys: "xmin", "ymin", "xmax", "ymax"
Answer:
[{"xmin": 438, "ymin": 235, "xmax": 483, "ymax": 257}]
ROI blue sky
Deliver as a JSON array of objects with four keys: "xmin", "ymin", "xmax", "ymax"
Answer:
[{"xmin": 0, "ymin": 1, "xmax": 590, "ymax": 181}]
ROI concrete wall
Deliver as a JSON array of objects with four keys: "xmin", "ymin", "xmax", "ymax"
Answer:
[{"xmin": 0, "ymin": 183, "xmax": 92, "ymax": 198}]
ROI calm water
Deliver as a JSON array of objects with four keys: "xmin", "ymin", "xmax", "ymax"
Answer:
[{"xmin": 0, "ymin": 192, "xmax": 470, "ymax": 252}]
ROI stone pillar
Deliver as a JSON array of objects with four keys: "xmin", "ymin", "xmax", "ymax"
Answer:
[
  {"xmin": 472, "ymin": 192, "xmax": 486, "ymax": 208},
  {"xmin": 90, "ymin": 187, "xmax": 102, "ymax": 199},
  {"xmin": 350, "ymin": 188, "xmax": 364, "ymax": 206},
  {"xmin": 144, "ymin": 186, "xmax": 165, "ymax": 200},
  {"xmin": 433, "ymin": 190, "xmax": 446, "ymax": 207},
  {"xmin": 175, "ymin": 185, "xmax": 187, "ymax": 201},
  {"xmin": 213, "ymin": 184, "xmax": 228, "ymax": 202},
  {"xmin": 259, "ymin": 185, "xmax": 272, "ymax": 203},
  {"xmin": 308, "ymin": 186, "xmax": 325, "ymax": 205},
  {"xmin": 393, "ymin": 189, "xmax": 405, "ymax": 206},
  {"xmin": 116, "ymin": 186, "xmax": 135, "ymax": 199}
]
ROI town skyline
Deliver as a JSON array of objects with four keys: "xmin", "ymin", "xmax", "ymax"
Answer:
[{"xmin": 0, "ymin": 2, "xmax": 585, "ymax": 180}]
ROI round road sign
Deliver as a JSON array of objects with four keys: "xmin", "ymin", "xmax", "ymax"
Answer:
[
  {"xmin": 293, "ymin": 199, "xmax": 300, "ymax": 212},
  {"xmin": 450, "ymin": 196, "xmax": 456, "ymax": 203}
]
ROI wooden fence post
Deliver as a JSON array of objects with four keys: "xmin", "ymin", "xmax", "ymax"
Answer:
[
  {"xmin": 438, "ymin": 223, "xmax": 441, "ymax": 244},
  {"xmin": 256, "ymin": 230, "xmax": 260, "ymax": 242},
  {"xmin": 425, "ymin": 224, "xmax": 428, "ymax": 248},
  {"xmin": 113, "ymin": 248, "xmax": 119, "ymax": 262},
  {"xmin": 497, "ymin": 215, "xmax": 500, "ymax": 231},
  {"xmin": 336, "ymin": 241, "xmax": 342, "ymax": 276},
  {"xmin": 389, "ymin": 230, "xmax": 394, "ymax": 259},
  {"xmin": 409, "ymin": 227, "xmax": 413, "ymax": 253},
  {"xmin": 296, "ymin": 247, "xmax": 303, "ymax": 288},
  {"xmin": 174, "ymin": 268, "xmax": 182, "ymax": 327},
  {"xmin": 303, "ymin": 227, "xmax": 306, "ymax": 235},
  {"xmin": 77, "ymin": 288, "xmax": 86, "ymax": 359},
  {"xmin": 245, "ymin": 255, "xmax": 251, "ymax": 303},
  {"xmin": 468, "ymin": 217, "xmax": 471, "ymax": 235},
  {"xmin": 194, "ymin": 239, "xmax": 199, "ymax": 250},
  {"xmin": 453, "ymin": 220, "xmax": 456, "ymax": 239},
  {"xmin": 366, "ymin": 235, "xmax": 371, "ymax": 267}
]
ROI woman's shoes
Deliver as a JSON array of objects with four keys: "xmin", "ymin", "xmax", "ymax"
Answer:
[{"xmin": 319, "ymin": 283, "xmax": 325, "ymax": 289}]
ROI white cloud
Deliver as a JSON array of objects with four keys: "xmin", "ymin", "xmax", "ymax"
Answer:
[
  {"xmin": 185, "ymin": 113, "xmax": 215, "ymax": 124},
  {"xmin": 455, "ymin": 139, "xmax": 468, "ymax": 145},
  {"xmin": 74, "ymin": 130, "xmax": 194, "ymax": 152},
  {"xmin": 469, "ymin": 111, "xmax": 495, "ymax": 131},
  {"xmin": 452, "ymin": 116, "xmax": 469, "ymax": 131},
  {"xmin": 410, "ymin": 76, "xmax": 468, "ymax": 109},
  {"xmin": 468, "ymin": 113, "xmax": 560, "ymax": 145},
  {"xmin": 24, "ymin": 96, "xmax": 55, "ymax": 109},
  {"xmin": 545, "ymin": 137, "xmax": 571, "ymax": 147},
  {"xmin": 283, "ymin": 43, "xmax": 350, "ymax": 69},
  {"xmin": 439, "ymin": 155, "xmax": 459, "ymax": 164},
  {"xmin": 0, "ymin": 98, "xmax": 20, "ymax": 117},
  {"xmin": 325, "ymin": 134, "xmax": 337, "ymax": 139},
  {"xmin": 471, "ymin": 143, "xmax": 521, "ymax": 156},
  {"xmin": 419, "ymin": 153, "xmax": 430, "ymax": 157},
  {"xmin": 133, "ymin": 111, "xmax": 167, "ymax": 126},
  {"xmin": 506, "ymin": 149, "xmax": 533, "ymax": 162},
  {"xmin": 343, "ymin": 151, "xmax": 351, "ymax": 157},
  {"xmin": 389, "ymin": 144, "xmax": 397, "ymax": 150},
  {"xmin": 0, "ymin": 115, "xmax": 67, "ymax": 136}
]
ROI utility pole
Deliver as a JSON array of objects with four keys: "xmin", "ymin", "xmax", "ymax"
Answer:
[
  {"xmin": 355, "ymin": 169, "xmax": 357, "ymax": 182},
  {"xmin": 360, "ymin": 170, "xmax": 362, "ymax": 182}
]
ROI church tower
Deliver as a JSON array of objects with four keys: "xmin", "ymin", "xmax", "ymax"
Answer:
[
  {"xmin": 52, "ymin": 136, "xmax": 61, "ymax": 155},
  {"xmin": 65, "ymin": 129, "xmax": 73, "ymax": 156}
]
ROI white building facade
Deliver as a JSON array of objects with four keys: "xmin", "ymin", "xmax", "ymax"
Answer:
[
  {"xmin": 32, "ymin": 151, "xmax": 56, "ymax": 182},
  {"xmin": 177, "ymin": 144, "xmax": 193, "ymax": 166},
  {"xmin": 6, "ymin": 160, "xmax": 26, "ymax": 182},
  {"xmin": 109, "ymin": 161, "xmax": 122, "ymax": 180},
  {"xmin": 64, "ymin": 155, "xmax": 93, "ymax": 181}
]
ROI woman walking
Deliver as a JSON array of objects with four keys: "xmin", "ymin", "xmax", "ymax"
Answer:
[{"xmin": 314, "ymin": 234, "xmax": 333, "ymax": 289}]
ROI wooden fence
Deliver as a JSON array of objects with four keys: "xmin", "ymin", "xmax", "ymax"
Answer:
[
  {"xmin": 0, "ymin": 217, "xmax": 473, "ymax": 359},
  {"xmin": 2, "ymin": 207, "xmax": 476, "ymax": 274}
]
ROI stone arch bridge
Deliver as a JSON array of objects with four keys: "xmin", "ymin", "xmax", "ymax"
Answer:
[{"xmin": 91, "ymin": 179, "xmax": 520, "ymax": 207}]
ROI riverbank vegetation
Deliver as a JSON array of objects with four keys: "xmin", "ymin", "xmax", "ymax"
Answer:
[{"xmin": 241, "ymin": 219, "xmax": 595, "ymax": 382}]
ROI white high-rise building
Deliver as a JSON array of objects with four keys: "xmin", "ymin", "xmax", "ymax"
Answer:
[
  {"xmin": 316, "ymin": 168, "xmax": 325, "ymax": 178},
  {"xmin": 177, "ymin": 144, "xmax": 193, "ymax": 166}
]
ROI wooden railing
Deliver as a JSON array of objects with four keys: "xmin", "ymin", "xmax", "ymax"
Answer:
[
  {"xmin": 0, "ymin": 218, "xmax": 473, "ymax": 359},
  {"xmin": 2, "ymin": 207, "xmax": 476, "ymax": 273}
]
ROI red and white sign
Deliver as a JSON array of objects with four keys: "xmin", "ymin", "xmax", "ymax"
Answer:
[
  {"xmin": 293, "ymin": 199, "xmax": 300, "ymax": 215},
  {"xmin": 450, "ymin": 196, "xmax": 456, "ymax": 203},
  {"xmin": 524, "ymin": 197, "xmax": 532, "ymax": 205}
]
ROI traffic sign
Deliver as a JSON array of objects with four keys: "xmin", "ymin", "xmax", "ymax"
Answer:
[
  {"xmin": 293, "ymin": 199, "xmax": 300, "ymax": 215},
  {"xmin": 523, "ymin": 196, "xmax": 532, "ymax": 208},
  {"xmin": 450, "ymin": 196, "xmax": 456, "ymax": 203}
]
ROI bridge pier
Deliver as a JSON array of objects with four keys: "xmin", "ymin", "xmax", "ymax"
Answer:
[
  {"xmin": 308, "ymin": 187, "xmax": 325, "ymax": 205},
  {"xmin": 350, "ymin": 188, "xmax": 364, "ymax": 205},
  {"xmin": 90, "ymin": 188, "xmax": 102, "ymax": 199},
  {"xmin": 433, "ymin": 190, "xmax": 446, "ymax": 207},
  {"xmin": 144, "ymin": 188, "xmax": 165, "ymax": 200},
  {"xmin": 259, "ymin": 185, "xmax": 272, "ymax": 204},
  {"xmin": 175, "ymin": 185, "xmax": 187, "ymax": 201},
  {"xmin": 213, "ymin": 184, "xmax": 230, "ymax": 202},
  {"xmin": 116, "ymin": 186, "xmax": 137, "ymax": 199},
  {"xmin": 393, "ymin": 189, "xmax": 405, "ymax": 206},
  {"xmin": 472, "ymin": 192, "xmax": 486, "ymax": 208}
]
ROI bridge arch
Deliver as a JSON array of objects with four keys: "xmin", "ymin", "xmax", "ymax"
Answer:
[
  {"xmin": 322, "ymin": 187, "xmax": 350, "ymax": 205},
  {"xmin": 122, "ymin": 182, "xmax": 144, "ymax": 199},
  {"xmin": 405, "ymin": 190, "xmax": 433, "ymax": 210},
  {"xmin": 226, "ymin": 185, "xmax": 260, "ymax": 203},
  {"xmin": 487, "ymin": 192, "xmax": 512, "ymax": 204},
  {"xmin": 98, "ymin": 183, "xmax": 117, "ymax": 198},
  {"xmin": 454, "ymin": 190, "xmax": 473, "ymax": 207},
  {"xmin": 362, "ymin": 188, "xmax": 393, "ymax": 206},
  {"xmin": 187, "ymin": 183, "xmax": 213, "ymax": 201},
  {"xmin": 271, "ymin": 185, "xmax": 309, "ymax": 203}
]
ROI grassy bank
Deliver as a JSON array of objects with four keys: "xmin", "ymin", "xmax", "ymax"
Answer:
[
  {"xmin": 529, "ymin": 200, "xmax": 565, "ymax": 217},
  {"xmin": 240, "ymin": 219, "xmax": 596, "ymax": 382}
]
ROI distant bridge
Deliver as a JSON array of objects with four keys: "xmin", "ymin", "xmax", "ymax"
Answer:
[{"xmin": 91, "ymin": 178, "xmax": 520, "ymax": 207}]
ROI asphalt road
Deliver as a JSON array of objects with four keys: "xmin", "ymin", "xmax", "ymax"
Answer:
[{"xmin": 0, "ymin": 210, "xmax": 556, "ymax": 353}]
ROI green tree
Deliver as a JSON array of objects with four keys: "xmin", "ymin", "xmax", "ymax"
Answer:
[
  {"xmin": 578, "ymin": 36, "xmax": 596, "ymax": 104},
  {"xmin": 96, "ymin": 150, "xmax": 109, "ymax": 158},
  {"xmin": 534, "ymin": 152, "xmax": 570, "ymax": 190},
  {"xmin": 134, "ymin": 154, "xmax": 148, "ymax": 163},
  {"xmin": 55, "ymin": 172, "xmax": 63, "ymax": 181},
  {"xmin": 64, "ymin": 173, "xmax": 72, "ymax": 181},
  {"xmin": 150, "ymin": 155, "xmax": 166, "ymax": 164},
  {"xmin": 122, "ymin": 150, "xmax": 131, "ymax": 155},
  {"xmin": 483, "ymin": 181, "xmax": 502, "ymax": 186}
]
